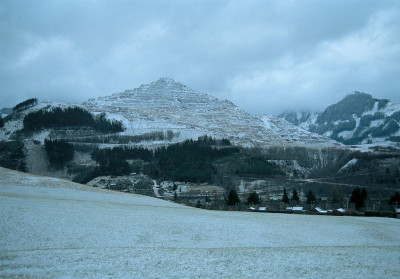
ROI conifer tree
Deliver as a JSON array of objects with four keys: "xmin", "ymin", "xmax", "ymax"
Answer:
[
  {"xmin": 292, "ymin": 188, "xmax": 300, "ymax": 204},
  {"xmin": 350, "ymin": 187, "xmax": 368, "ymax": 210},
  {"xmin": 306, "ymin": 190, "xmax": 316, "ymax": 204},
  {"xmin": 389, "ymin": 191, "xmax": 400, "ymax": 205},
  {"xmin": 227, "ymin": 189, "xmax": 240, "ymax": 206},
  {"xmin": 173, "ymin": 192, "xmax": 179, "ymax": 202},
  {"xmin": 247, "ymin": 192, "xmax": 260, "ymax": 205},
  {"xmin": 282, "ymin": 188, "xmax": 289, "ymax": 203}
]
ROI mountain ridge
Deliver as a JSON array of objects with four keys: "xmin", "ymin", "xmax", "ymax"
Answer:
[
  {"xmin": 81, "ymin": 77, "xmax": 336, "ymax": 148},
  {"xmin": 1, "ymin": 79, "xmax": 399, "ymax": 208},
  {"xmin": 280, "ymin": 92, "xmax": 400, "ymax": 146}
]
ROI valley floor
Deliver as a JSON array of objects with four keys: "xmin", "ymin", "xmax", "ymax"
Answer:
[{"xmin": 1, "ymin": 167, "xmax": 400, "ymax": 278}]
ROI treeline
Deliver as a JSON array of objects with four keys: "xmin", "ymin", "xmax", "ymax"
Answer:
[
  {"xmin": 235, "ymin": 156, "xmax": 284, "ymax": 176},
  {"xmin": 0, "ymin": 141, "xmax": 26, "ymax": 172},
  {"xmin": 69, "ymin": 130, "xmax": 179, "ymax": 144},
  {"xmin": 44, "ymin": 139, "xmax": 74, "ymax": 168},
  {"xmin": 23, "ymin": 107, "xmax": 124, "ymax": 133},
  {"xmin": 95, "ymin": 113, "xmax": 125, "ymax": 133},
  {"xmin": 74, "ymin": 136, "xmax": 285, "ymax": 185},
  {"xmin": 0, "ymin": 116, "xmax": 4, "ymax": 128},
  {"xmin": 152, "ymin": 136, "xmax": 238, "ymax": 182},
  {"xmin": 74, "ymin": 136, "xmax": 239, "ymax": 183},
  {"xmin": 13, "ymin": 98, "xmax": 38, "ymax": 113},
  {"xmin": 91, "ymin": 146, "xmax": 153, "ymax": 177},
  {"xmin": 336, "ymin": 150, "xmax": 400, "ymax": 186}
]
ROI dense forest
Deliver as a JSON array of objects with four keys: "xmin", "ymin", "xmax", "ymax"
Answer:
[
  {"xmin": 13, "ymin": 98, "xmax": 38, "ymax": 113},
  {"xmin": 44, "ymin": 139, "xmax": 74, "ymax": 168},
  {"xmin": 234, "ymin": 156, "xmax": 284, "ymax": 176},
  {"xmin": 0, "ymin": 141, "xmax": 26, "ymax": 172},
  {"xmin": 73, "ymin": 136, "xmax": 285, "ymax": 185},
  {"xmin": 23, "ymin": 107, "xmax": 124, "ymax": 133},
  {"xmin": 151, "ymin": 136, "xmax": 239, "ymax": 182}
]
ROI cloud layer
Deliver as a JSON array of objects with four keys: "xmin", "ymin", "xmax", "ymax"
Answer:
[{"xmin": 1, "ymin": 0, "xmax": 400, "ymax": 115}]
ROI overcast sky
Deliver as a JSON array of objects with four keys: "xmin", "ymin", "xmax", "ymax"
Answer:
[{"xmin": 1, "ymin": 0, "xmax": 400, "ymax": 115}]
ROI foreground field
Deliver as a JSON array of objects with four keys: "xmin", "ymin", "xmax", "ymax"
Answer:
[{"xmin": 1, "ymin": 167, "xmax": 400, "ymax": 278}]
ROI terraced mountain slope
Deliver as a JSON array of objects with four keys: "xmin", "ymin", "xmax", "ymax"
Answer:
[{"xmin": 82, "ymin": 77, "xmax": 336, "ymax": 147}]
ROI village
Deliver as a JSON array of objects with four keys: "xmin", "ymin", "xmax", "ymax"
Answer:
[{"xmin": 86, "ymin": 172, "xmax": 400, "ymax": 218}]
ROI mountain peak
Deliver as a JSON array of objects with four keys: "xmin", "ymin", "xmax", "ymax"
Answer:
[
  {"xmin": 157, "ymin": 77, "xmax": 177, "ymax": 83},
  {"xmin": 148, "ymin": 77, "xmax": 185, "ymax": 89},
  {"xmin": 81, "ymin": 79, "xmax": 336, "ymax": 148},
  {"xmin": 349, "ymin": 91, "xmax": 372, "ymax": 98},
  {"xmin": 129, "ymin": 77, "xmax": 192, "ymax": 97},
  {"xmin": 279, "ymin": 91, "xmax": 399, "ymax": 145}
]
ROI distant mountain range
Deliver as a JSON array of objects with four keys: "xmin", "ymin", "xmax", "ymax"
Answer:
[
  {"xmin": 2, "ymin": 80, "xmax": 399, "ymax": 148},
  {"xmin": 1, "ymin": 78, "xmax": 399, "ymax": 204},
  {"xmin": 279, "ymin": 92, "xmax": 400, "ymax": 145},
  {"xmin": 0, "ymin": 107, "xmax": 12, "ymax": 117}
]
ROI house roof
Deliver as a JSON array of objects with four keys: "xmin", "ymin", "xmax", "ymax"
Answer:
[
  {"xmin": 286, "ymin": 207, "xmax": 304, "ymax": 211},
  {"xmin": 314, "ymin": 207, "xmax": 328, "ymax": 214},
  {"xmin": 292, "ymin": 207, "xmax": 303, "ymax": 211}
]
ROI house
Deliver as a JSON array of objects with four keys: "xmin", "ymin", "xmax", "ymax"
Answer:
[
  {"xmin": 313, "ymin": 207, "xmax": 328, "ymax": 214},
  {"xmin": 286, "ymin": 207, "xmax": 304, "ymax": 213},
  {"xmin": 333, "ymin": 208, "xmax": 346, "ymax": 215},
  {"xmin": 248, "ymin": 206, "xmax": 267, "ymax": 212}
]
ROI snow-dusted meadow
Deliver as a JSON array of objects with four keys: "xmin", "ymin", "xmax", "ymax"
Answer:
[{"xmin": 1, "ymin": 167, "xmax": 400, "ymax": 278}]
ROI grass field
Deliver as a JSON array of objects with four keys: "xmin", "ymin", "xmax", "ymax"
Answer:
[{"xmin": 1, "ymin": 167, "xmax": 399, "ymax": 278}]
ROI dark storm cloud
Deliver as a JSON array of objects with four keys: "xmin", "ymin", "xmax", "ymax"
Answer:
[{"xmin": 1, "ymin": 0, "xmax": 399, "ymax": 115}]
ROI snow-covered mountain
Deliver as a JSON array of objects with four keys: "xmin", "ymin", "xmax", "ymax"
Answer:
[
  {"xmin": 259, "ymin": 114, "xmax": 334, "ymax": 145},
  {"xmin": 0, "ymin": 77, "xmax": 338, "ymax": 148},
  {"xmin": 0, "ymin": 107, "xmax": 12, "ymax": 117},
  {"xmin": 82, "ymin": 77, "xmax": 336, "ymax": 147},
  {"xmin": 280, "ymin": 92, "xmax": 400, "ymax": 145},
  {"xmin": 0, "ymin": 101, "xmax": 86, "ymax": 142}
]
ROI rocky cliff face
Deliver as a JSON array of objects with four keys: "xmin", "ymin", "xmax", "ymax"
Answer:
[{"xmin": 280, "ymin": 92, "xmax": 400, "ymax": 146}]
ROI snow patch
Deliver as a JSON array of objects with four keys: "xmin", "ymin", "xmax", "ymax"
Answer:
[{"xmin": 339, "ymin": 158, "xmax": 358, "ymax": 172}]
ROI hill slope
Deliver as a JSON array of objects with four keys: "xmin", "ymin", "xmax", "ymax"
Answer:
[
  {"xmin": 1, "ymin": 167, "xmax": 400, "ymax": 278},
  {"xmin": 280, "ymin": 92, "xmax": 400, "ymax": 145},
  {"xmin": 259, "ymin": 114, "xmax": 335, "ymax": 145},
  {"xmin": 1, "ymin": 78, "xmax": 335, "ymax": 149},
  {"xmin": 82, "ymin": 77, "xmax": 336, "ymax": 147}
]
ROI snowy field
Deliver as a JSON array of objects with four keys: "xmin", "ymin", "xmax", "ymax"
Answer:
[{"xmin": 1, "ymin": 167, "xmax": 400, "ymax": 278}]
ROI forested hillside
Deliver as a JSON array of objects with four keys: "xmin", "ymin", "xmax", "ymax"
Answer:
[
  {"xmin": 73, "ymin": 136, "xmax": 284, "ymax": 185},
  {"xmin": 23, "ymin": 107, "xmax": 124, "ymax": 133}
]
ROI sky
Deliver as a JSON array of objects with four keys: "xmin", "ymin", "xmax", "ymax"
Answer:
[{"xmin": 1, "ymin": 0, "xmax": 400, "ymax": 115}]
